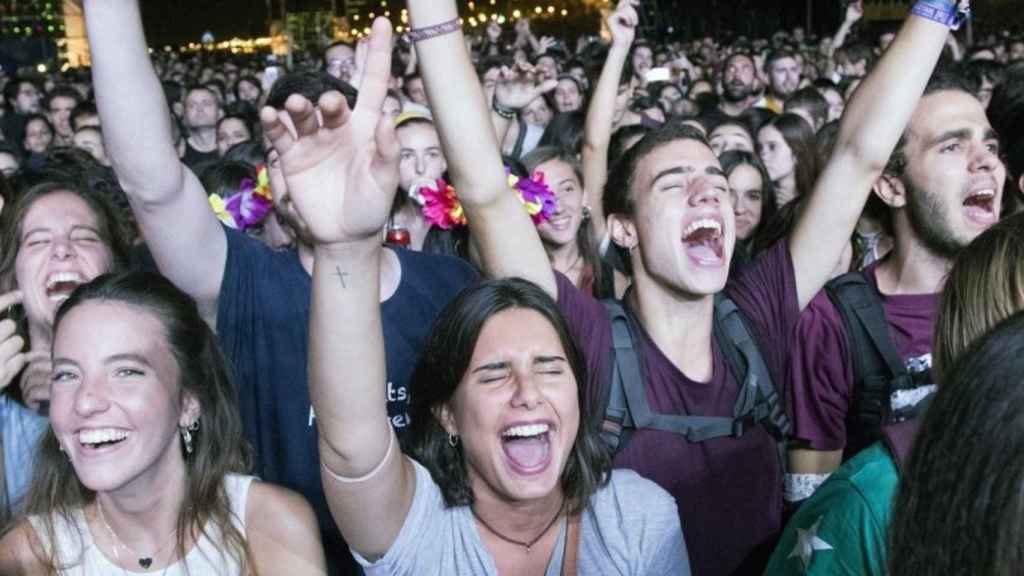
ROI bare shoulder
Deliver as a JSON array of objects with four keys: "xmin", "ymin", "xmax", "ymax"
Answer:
[
  {"xmin": 0, "ymin": 518, "xmax": 49, "ymax": 575},
  {"xmin": 245, "ymin": 481, "xmax": 318, "ymax": 529},
  {"xmin": 244, "ymin": 481, "xmax": 327, "ymax": 575}
]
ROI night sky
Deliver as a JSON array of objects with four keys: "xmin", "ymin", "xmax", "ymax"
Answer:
[{"xmin": 139, "ymin": 0, "xmax": 273, "ymax": 46}]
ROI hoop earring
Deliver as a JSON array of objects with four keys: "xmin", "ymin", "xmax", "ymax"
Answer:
[{"xmin": 447, "ymin": 433, "xmax": 459, "ymax": 448}]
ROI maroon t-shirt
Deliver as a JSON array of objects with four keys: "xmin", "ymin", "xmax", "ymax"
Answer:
[
  {"xmin": 556, "ymin": 240, "xmax": 800, "ymax": 576},
  {"xmin": 788, "ymin": 265, "xmax": 938, "ymax": 452}
]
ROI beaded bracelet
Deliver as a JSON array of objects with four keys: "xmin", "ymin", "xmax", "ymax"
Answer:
[
  {"xmin": 407, "ymin": 17, "xmax": 462, "ymax": 43},
  {"xmin": 492, "ymin": 100, "xmax": 519, "ymax": 120}
]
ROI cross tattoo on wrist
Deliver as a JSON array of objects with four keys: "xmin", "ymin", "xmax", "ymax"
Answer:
[{"xmin": 333, "ymin": 267, "xmax": 350, "ymax": 288}]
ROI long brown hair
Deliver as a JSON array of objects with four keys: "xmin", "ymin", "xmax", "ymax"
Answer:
[
  {"xmin": 521, "ymin": 146, "xmax": 608, "ymax": 298},
  {"xmin": 933, "ymin": 212, "xmax": 1024, "ymax": 379},
  {"xmin": 0, "ymin": 180, "xmax": 130, "ymax": 405},
  {"xmin": 19, "ymin": 272, "xmax": 254, "ymax": 575}
]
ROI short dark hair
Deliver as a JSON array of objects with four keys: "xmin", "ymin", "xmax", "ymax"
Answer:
[
  {"xmin": 406, "ymin": 278, "xmax": 612, "ymax": 515},
  {"xmin": 266, "ymin": 71, "xmax": 358, "ymax": 110},
  {"xmin": 43, "ymin": 85, "xmax": 81, "ymax": 112},
  {"xmin": 604, "ymin": 122, "xmax": 712, "ymax": 219},
  {"xmin": 987, "ymin": 64, "xmax": 1024, "ymax": 182},
  {"xmin": 884, "ymin": 68, "xmax": 976, "ymax": 177},
  {"xmin": 889, "ymin": 311, "xmax": 1024, "ymax": 576},
  {"xmin": 766, "ymin": 49, "xmax": 798, "ymax": 71},
  {"xmin": 70, "ymin": 101, "xmax": 99, "ymax": 130},
  {"xmin": 2, "ymin": 77, "xmax": 39, "ymax": 109}
]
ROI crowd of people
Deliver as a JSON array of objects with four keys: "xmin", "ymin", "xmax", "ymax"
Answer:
[{"xmin": 0, "ymin": 0, "xmax": 1022, "ymax": 573}]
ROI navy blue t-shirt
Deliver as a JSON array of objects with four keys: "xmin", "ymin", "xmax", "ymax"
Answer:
[{"xmin": 216, "ymin": 228, "xmax": 477, "ymax": 574}]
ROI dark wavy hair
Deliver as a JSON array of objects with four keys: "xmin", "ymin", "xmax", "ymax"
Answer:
[
  {"xmin": 719, "ymin": 150, "xmax": 778, "ymax": 247},
  {"xmin": 757, "ymin": 112, "xmax": 820, "ymax": 204},
  {"xmin": 19, "ymin": 272, "xmax": 254, "ymax": 574},
  {"xmin": 406, "ymin": 278, "xmax": 611, "ymax": 516},
  {"xmin": 889, "ymin": 311, "xmax": 1024, "ymax": 576}
]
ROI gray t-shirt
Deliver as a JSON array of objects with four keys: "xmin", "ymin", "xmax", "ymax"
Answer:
[{"xmin": 354, "ymin": 459, "xmax": 690, "ymax": 575}]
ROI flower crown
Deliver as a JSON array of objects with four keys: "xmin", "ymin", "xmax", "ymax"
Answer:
[
  {"xmin": 420, "ymin": 169, "xmax": 557, "ymax": 230},
  {"xmin": 209, "ymin": 164, "xmax": 274, "ymax": 231}
]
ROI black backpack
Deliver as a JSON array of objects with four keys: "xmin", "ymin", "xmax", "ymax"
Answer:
[
  {"xmin": 824, "ymin": 271, "xmax": 935, "ymax": 459},
  {"xmin": 598, "ymin": 295, "xmax": 791, "ymax": 459}
]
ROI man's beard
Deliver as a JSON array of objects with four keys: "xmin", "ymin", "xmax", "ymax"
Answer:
[
  {"xmin": 904, "ymin": 175, "xmax": 966, "ymax": 259},
  {"xmin": 722, "ymin": 82, "xmax": 753, "ymax": 103}
]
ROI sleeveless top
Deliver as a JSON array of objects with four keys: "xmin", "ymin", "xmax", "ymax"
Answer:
[{"xmin": 28, "ymin": 474, "xmax": 255, "ymax": 575}]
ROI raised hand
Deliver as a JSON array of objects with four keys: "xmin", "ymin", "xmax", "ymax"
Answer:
[
  {"xmin": 20, "ymin": 351, "xmax": 51, "ymax": 412},
  {"xmin": 493, "ymin": 63, "xmax": 558, "ymax": 111},
  {"xmin": 845, "ymin": 0, "xmax": 864, "ymax": 24},
  {"xmin": 609, "ymin": 0, "xmax": 640, "ymax": 49},
  {"xmin": 537, "ymin": 36, "xmax": 557, "ymax": 54},
  {"xmin": 260, "ymin": 18, "xmax": 399, "ymax": 247},
  {"xmin": 0, "ymin": 291, "xmax": 29, "ymax": 391}
]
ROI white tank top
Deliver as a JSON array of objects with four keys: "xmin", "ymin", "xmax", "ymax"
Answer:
[{"xmin": 28, "ymin": 474, "xmax": 255, "ymax": 575}]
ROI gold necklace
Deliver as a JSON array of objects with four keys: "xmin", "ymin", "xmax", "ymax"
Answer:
[{"xmin": 96, "ymin": 502, "xmax": 178, "ymax": 572}]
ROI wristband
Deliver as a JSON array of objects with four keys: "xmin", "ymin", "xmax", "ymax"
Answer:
[
  {"xmin": 407, "ymin": 17, "xmax": 462, "ymax": 43},
  {"xmin": 911, "ymin": 0, "xmax": 970, "ymax": 30},
  {"xmin": 492, "ymin": 100, "xmax": 519, "ymax": 120}
]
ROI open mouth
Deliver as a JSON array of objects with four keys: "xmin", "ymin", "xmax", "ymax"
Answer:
[
  {"xmin": 78, "ymin": 428, "xmax": 130, "ymax": 452},
  {"xmin": 682, "ymin": 217, "xmax": 725, "ymax": 266},
  {"xmin": 962, "ymin": 188, "xmax": 997, "ymax": 226},
  {"xmin": 45, "ymin": 271, "xmax": 85, "ymax": 304},
  {"xmin": 500, "ymin": 422, "xmax": 552, "ymax": 476}
]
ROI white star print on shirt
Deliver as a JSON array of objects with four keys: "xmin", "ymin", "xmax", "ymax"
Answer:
[{"xmin": 788, "ymin": 517, "xmax": 834, "ymax": 571}]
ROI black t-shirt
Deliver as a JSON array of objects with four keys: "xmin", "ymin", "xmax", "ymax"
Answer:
[
  {"xmin": 216, "ymin": 227, "xmax": 477, "ymax": 574},
  {"xmin": 182, "ymin": 141, "xmax": 218, "ymax": 169}
]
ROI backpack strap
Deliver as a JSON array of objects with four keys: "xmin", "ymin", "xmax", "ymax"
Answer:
[
  {"xmin": 825, "ymin": 271, "xmax": 910, "ymax": 454},
  {"xmin": 601, "ymin": 299, "xmax": 638, "ymax": 454},
  {"xmin": 714, "ymin": 295, "xmax": 792, "ymax": 440},
  {"xmin": 599, "ymin": 298, "xmax": 788, "ymax": 455}
]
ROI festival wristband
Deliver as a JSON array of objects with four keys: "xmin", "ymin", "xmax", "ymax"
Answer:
[
  {"xmin": 910, "ymin": 0, "xmax": 970, "ymax": 30},
  {"xmin": 407, "ymin": 17, "xmax": 462, "ymax": 43}
]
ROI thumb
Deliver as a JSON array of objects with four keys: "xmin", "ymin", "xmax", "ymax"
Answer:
[{"xmin": 535, "ymin": 79, "xmax": 558, "ymax": 96}]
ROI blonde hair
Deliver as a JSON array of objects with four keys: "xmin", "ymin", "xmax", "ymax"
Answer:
[{"xmin": 935, "ymin": 213, "xmax": 1024, "ymax": 379}]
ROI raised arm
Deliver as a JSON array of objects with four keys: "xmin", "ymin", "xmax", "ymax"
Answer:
[
  {"xmin": 408, "ymin": 0, "xmax": 556, "ymax": 295},
  {"xmin": 789, "ymin": 5, "xmax": 951, "ymax": 310},
  {"xmin": 582, "ymin": 0, "xmax": 638, "ymax": 242},
  {"xmin": 827, "ymin": 0, "xmax": 864, "ymax": 75},
  {"xmin": 261, "ymin": 18, "xmax": 412, "ymax": 559},
  {"xmin": 84, "ymin": 0, "xmax": 225, "ymax": 313}
]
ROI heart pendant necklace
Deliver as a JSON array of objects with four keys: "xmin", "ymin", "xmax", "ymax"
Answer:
[{"xmin": 97, "ymin": 501, "xmax": 177, "ymax": 571}]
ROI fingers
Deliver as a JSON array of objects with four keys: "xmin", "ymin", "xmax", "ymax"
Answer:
[
  {"xmin": 0, "ymin": 290, "xmax": 22, "ymax": 312},
  {"xmin": 372, "ymin": 113, "xmax": 400, "ymax": 192},
  {"xmin": 260, "ymin": 105, "xmax": 296, "ymax": 156},
  {"xmin": 355, "ymin": 37, "xmax": 370, "ymax": 76},
  {"xmin": 534, "ymin": 78, "xmax": 559, "ymax": 96},
  {"xmin": 319, "ymin": 91, "xmax": 353, "ymax": 130},
  {"xmin": 285, "ymin": 94, "xmax": 320, "ymax": 140},
  {"xmin": 354, "ymin": 17, "xmax": 394, "ymax": 118}
]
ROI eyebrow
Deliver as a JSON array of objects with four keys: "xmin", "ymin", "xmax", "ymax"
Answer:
[
  {"xmin": 471, "ymin": 355, "xmax": 568, "ymax": 374},
  {"xmin": 22, "ymin": 224, "xmax": 101, "ymax": 239},
  {"xmin": 54, "ymin": 352, "xmax": 154, "ymax": 368},
  {"xmin": 652, "ymin": 165, "xmax": 725, "ymax": 187}
]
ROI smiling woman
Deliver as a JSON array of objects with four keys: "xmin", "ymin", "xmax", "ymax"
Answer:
[{"xmin": 0, "ymin": 272, "xmax": 326, "ymax": 574}]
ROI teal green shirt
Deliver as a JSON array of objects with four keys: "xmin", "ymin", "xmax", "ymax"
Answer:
[{"xmin": 764, "ymin": 443, "xmax": 899, "ymax": 576}]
